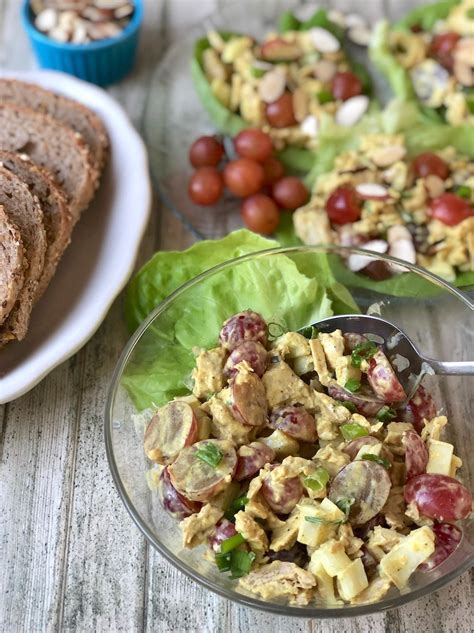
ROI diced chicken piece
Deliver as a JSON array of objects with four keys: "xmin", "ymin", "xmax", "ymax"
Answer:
[
  {"xmin": 379, "ymin": 526, "xmax": 435, "ymax": 589},
  {"xmin": 262, "ymin": 359, "xmax": 314, "ymax": 409},
  {"xmin": 308, "ymin": 550, "xmax": 341, "ymax": 605},
  {"xmin": 350, "ymin": 573, "xmax": 392, "ymax": 605},
  {"xmin": 260, "ymin": 429, "xmax": 300, "ymax": 459},
  {"xmin": 235, "ymin": 511, "xmax": 269, "ymax": 558},
  {"xmin": 206, "ymin": 388, "xmax": 255, "ymax": 446},
  {"xmin": 270, "ymin": 510, "xmax": 300, "ymax": 552},
  {"xmin": 367, "ymin": 526, "xmax": 404, "ymax": 562},
  {"xmin": 309, "ymin": 338, "xmax": 332, "ymax": 386},
  {"xmin": 337, "ymin": 558, "xmax": 369, "ymax": 601},
  {"xmin": 245, "ymin": 493, "xmax": 284, "ymax": 530},
  {"xmin": 314, "ymin": 444, "xmax": 350, "ymax": 477},
  {"xmin": 421, "ymin": 416, "xmax": 447, "ymax": 442},
  {"xmin": 335, "ymin": 355, "xmax": 362, "ymax": 387},
  {"xmin": 239, "ymin": 561, "xmax": 316, "ymax": 606},
  {"xmin": 180, "ymin": 504, "xmax": 224, "ymax": 548},
  {"xmin": 426, "ymin": 439, "xmax": 453, "ymax": 476},
  {"xmin": 319, "ymin": 330, "xmax": 345, "ymax": 371},
  {"xmin": 272, "ymin": 332, "xmax": 314, "ymax": 376},
  {"xmin": 293, "ymin": 206, "xmax": 334, "ymax": 246},
  {"xmin": 311, "ymin": 390, "xmax": 351, "ymax": 440},
  {"xmin": 404, "ymin": 500, "xmax": 434, "ymax": 528},
  {"xmin": 192, "ymin": 347, "xmax": 227, "ymax": 399},
  {"xmin": 337, "ymin": 523, "xmax": 364, "ymax": 557}
]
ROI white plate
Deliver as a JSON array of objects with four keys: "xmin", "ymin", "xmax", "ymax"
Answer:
[{"xmin": 0, "ymin": 70, "xmax": 151, "ymax": 404}]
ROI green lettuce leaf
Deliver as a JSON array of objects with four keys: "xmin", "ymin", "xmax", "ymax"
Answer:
[
  {"xmin": 122, "ymin": 232, "xmax": 347, "ymax": 410},
  {"xmin": 396, "ymin": 0, "xmax": 459, "ymax": 31}
]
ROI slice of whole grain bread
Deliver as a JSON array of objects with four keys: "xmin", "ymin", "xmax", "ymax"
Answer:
[
  {"xmin": 0, "ymin": 103, "xmax": 96, "ymax": 220},
  {"xmin": 0, "ymin": 151, "xmax": 73, "ymax": 301},
  {"xmin": 0, "ymin": 167, "xmax": 46, "ymax": 343},
  {"xmin": 0, "ymin": 205, "xmax": 25, "ymax": 327},
  {"xmin": 0, "ymin": 78, "xmax": 108, "ymax": 172}
]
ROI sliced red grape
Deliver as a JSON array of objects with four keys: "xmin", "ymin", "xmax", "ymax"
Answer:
[
  {"xmin": 399, "ymin": 385, "xmax": 437, "ymax": 433},
  {"xmin": 328, "ymin": 382, "xmax": 385, "ymax": 416},
  {"xmin": 144, "ymin": 401, "xmax": 198, "ymax": 464},
  {"xmin": 224, "ymin": 341, "xmax": 268, "ymax": 378},
  {"xmin": 159, "ymin": 466, "xmax": 202, "ymax": 520},
  {"xmin": 234, "ymin": 441, "xmax": 275, "ymax": 481},
  {"xmin": 168, "ymin": 439, "xmax": 237, "ymax": 502},
  {"xmin": 219, "ymin": 311, "xmax": 268, "ymax": 350},
  {"xmin": 404, "ymin": 474, "xmax": 472, "ymax": 521},
  {"xmin": 231, "ymin": 371, "xmax": 268, "ymax": 427},
  {"xmin": 268, "ymin": 405, "xmax": 317, "ymax": 442},
  {"xmin": 261, "ymin": 471, "xmax": 303, "ymax": 514},
  {"xmin": 343, "ymin": 332, "xmax": 368, "ymax": 353},
  {"xmin": 367, "ymin": 349, "xmax": 406, "ymax": 403},
  {"xmin": 419, "ymin": 523, "xmax": 462, "ymax": 572},
  {"xmin": 343, "ymin": 436, "xmax": 380, "ymax": 461},
  {"xmin": 403, "ymin": 430, "xmax": 429, "ymax": 481},
  {"xmin": 208, "ymin": 519, "xmax": 238, "ymax": 552},
  {"xmin": 328, "ymin": 460, "xmax": 391, "ymax": 526}
]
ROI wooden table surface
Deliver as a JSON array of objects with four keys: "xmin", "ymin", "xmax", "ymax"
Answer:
[{"xmin": 0, "ymin": 0, "xmax": 472, "ymax": 631}]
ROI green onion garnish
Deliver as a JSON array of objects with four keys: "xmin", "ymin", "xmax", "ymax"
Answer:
[
  {"xmin": 224, "ymin": 495, "xmax": 249, "ymax": 522},
  {"xmin": 303, "ymin": 467, "xmax": 330, "ymax": 492},
  {"xmin": 317, "ymin": 90, "xmax": 333, "ymax": 104},
  {"xmin": 299, "ymin": 325, "xmax": 319, "ymax": 339},
  {"xmin": 341, "ymin": 423, "xmax": 369, "ymax": 441},
  {"xmin": 361, "ymin": 453, "xmax": 391, "ymax": 469},
  {"xmin": 216, "ymin": 549, "xmax": 256, "ymax": 578},
  {"xmin": 351, "ymin": 341, "xmax": 378, "ymax": 368},
  {"xmin": 337, "ymin": 400, "xmax": 357, "ymax": 413},
  {"xmin": 334, "ymin": 497, "xmax": 355, "ymax": 518},
  {"xmin": 220, "ymin": 533, "xmax": 245, "ymax": 554},
  {"xmin": 195, "ymin": 443, "xmax": 223, "ymax": 468},
  {"xmin": 376, "ymin": 405, "xmax": 396, "ymax": 423},
  {"xmin": 345, "ymin": 378, "xmax": 361, "ymax": 393},
  {"xmin": 455, "ymin": 185, "xmax": 471, "ymax": 199}
]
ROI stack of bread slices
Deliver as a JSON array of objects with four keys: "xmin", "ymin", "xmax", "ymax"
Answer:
[{"xmin": 0, "ymin": 79, "xmax": 108, "ymax": 348}]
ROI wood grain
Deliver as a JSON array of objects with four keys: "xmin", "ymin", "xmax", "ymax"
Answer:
[{"xmin": 0, "ymin": 0, "xmax": 472, "ymax": 632}]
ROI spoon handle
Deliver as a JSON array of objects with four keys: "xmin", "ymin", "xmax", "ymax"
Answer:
[{"xmin": 423, "ymin": 358, "xmax": 474, "ymax": 376}]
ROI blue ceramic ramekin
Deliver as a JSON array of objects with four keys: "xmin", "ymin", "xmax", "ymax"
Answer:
[{"xmin": 21, "ymin": 0, "xmax": 143, "ymax": 86}]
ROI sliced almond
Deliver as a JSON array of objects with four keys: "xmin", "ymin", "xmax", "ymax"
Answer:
[
  {"xmin": 371, "ymin": 145, "xmax": 406, "ymax": 168},
  {"xmin": 309, "ymin": 27, "xmax": 341, "ymax": 53},
  {"xmin": 335, "ymin": 95, "xmax": 369, "ymax": 127},
  {"xmin": 388, "ymin": 239, "xmax": 416, "ymax": 272},
  {"xmin": 387, "ymin": 225, "xmax": 412, "ymax": 243},
  {"xmin": 355, "ymin": 183, "xmax": 389, "ymax": 199},
  {"xmin": 347, "ymin": 240, "xmax": 388, "ymax": 272},
  {"xmin": 454, "ymin": 60, "xmax": 474, "ymax": 87},
  {"xmin": 313, "ymin": 59, "xmax": 337, "ymax": 82},
  {"xmin": 35, "ymin": 8, "xmax": 57, "ymax": 32},
  {"xmin": 95, "ymin": 0, "xmax": 129, "ymax": 8},
  {"xmin": 49, "ymin": 25, "xmax": 70, "ymax": 42},
  {"xmin": 300, "ymin": 114, "xmax": 319, "ymax": 138},
  {"xmin": 259, "ymin": 68, "xmax": 286, "ymax": 103},
  {"xmin": 348, "ymin": 25, "xmax": 371, "ymax": 47},
  {"xmin": 114, "ymin": 3, "xmax": 133, "ymax": 19},
  {"xmin": 454, "ymin": 37, "xmax": 474, "ymax": 66},
  {"xmin": 292, "ymin": 88, "xmax": 308, "ymax": 123},
  {"xmin": 71, "ymin": 19, "xmax": 88, "ymax": 44},
  {"xmin": 81, "ymin": 6, "xmax": 114, "ymax": 22},
  {"xmin": 424, "ymin": 175, "xmax": 445, "ymax": 199}
]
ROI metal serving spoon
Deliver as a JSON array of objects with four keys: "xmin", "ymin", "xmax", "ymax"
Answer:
[{"xmin": 311, "ymin": 314, "xmax": 474, "ymax": 401}]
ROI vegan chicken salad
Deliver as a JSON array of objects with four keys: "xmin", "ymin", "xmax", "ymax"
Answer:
[{"xmin": 138, "ymin": 310, "xmax": 472, "ymax": 607}]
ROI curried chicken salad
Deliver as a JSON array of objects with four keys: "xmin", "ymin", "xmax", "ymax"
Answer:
[{"xmin": 140, "ymin": 310, "xmax": 472, "ymax": 607}]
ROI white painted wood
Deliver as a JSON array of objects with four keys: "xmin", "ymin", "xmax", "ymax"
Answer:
[{"xmin": 0, "ymin": 0, "xmax": 472, "ymax": 632}]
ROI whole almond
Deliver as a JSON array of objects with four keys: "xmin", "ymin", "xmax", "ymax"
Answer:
[
  {"xmin": 371, "ymin": 145, "xmax": 406, "ymax": 167},
  {"xmin": 292, "ymin": 88, "xmax": 308, "ymax": 122},
  {"xmin": 259, "ymin": 68, "xmax": 286, "ymax": 103},
  {"xmin": 35, "ymin": 8, "xmax": 58, "ymax": 31},
  {"xmin": 424, "ymin": 175, "xmax": 445, "ymax": 198},
  {"xmin": 313, "ymin": 59, "xmax": 337, "ymax": 82}
]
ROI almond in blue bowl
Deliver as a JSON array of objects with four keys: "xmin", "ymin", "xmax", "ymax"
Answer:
[{"xmin": 22, "ymin": 0, "xmax": 143, "ymax": 86}]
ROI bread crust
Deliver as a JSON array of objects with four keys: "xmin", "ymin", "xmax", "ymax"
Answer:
[{"xmin": 0, "ymin": 205, "xmax": 25, "ymax": 327}]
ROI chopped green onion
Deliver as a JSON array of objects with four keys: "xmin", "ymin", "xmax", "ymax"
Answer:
[
  {"xmin": 361, "ymin": 453, "xmax": 391, "ymax": 470},
  {"xmin": 299, "ymin": 325, "xmax": 319, "ymax": 339},
  {"xmin": 341, "ymin": 423, "xmax": 369, "ymax": 441},
  {"xmin": 467, "ymin": 99, "xmax": 474, "ymax": 114},
  {"xmin": 250, "ymin": 67, "xmax": 266, "ymax": 78},
  {"xmin": 337, "ymin": 400, "xmax": 357, "ymax": 413},
  {"xmin": 345, "ymin": 378, "xmax": 361, "ymax": 393},
  {"xmin": 215, "ymin": 551, "xmax": 232, "ymax": 572},
  {"xmin": 351, "ymin": 341, "xmax": 377, "ymax": 368},
  {"xmin": 303, "ymin": 467, "xmax": 330, "ymax": 492},
  {"xmin": 195, "ymin": 443, "xmax": 223, "ymax": 468},
  {"xmin": 376, "ymin": 406, "xmax": 396, "ymax": 423},
  {"xmin": 268, "ymin": 321, "xmax": 286, "ymax": 339},
  {"xmin": 334, "ymin": 497, "xmax": 355, "ymax": 518},
  {"xmin": 467, "ymin": 7, "xmax": 474, "ymax": 19},
  {"xmin": 224, "ymin": 495, "xmax": 249, "ymax": 522},
  {"xmin": 304, "ymin": 515, "xmax": 339, "ymax": 525},
  {"xmin": 220, "ymin": 533, "xmax": 245, "ymax": 554},
  {"xmin": 455, "ymin": 185, "xmax": 471, "ymax": 199},
  {"xmin": 230, "ymin": 550, "xmax": 256, "ymax": 579},
  {"xmin": 316, "ymin": 89, "xmax": 333, "ymax": 104},
  {"xmin": 278, "ymin": 10, "xmax": 301, "ymax": 32}
]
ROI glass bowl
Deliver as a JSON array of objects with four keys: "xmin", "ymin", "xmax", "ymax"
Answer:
[{"xmin": 105, "ymin": 246, "xmax": 473, "ymax": 617}]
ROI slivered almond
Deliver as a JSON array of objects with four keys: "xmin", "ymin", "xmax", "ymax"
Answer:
[
  {"xmin": 371, "ymin": 145, "xmax": 406, "ymax": 167},
  {"xmin": 387, "ymin": 225, "xmax": 411, "ymax": 243},
  {"xmin": 348, "ymin": 25, "xmax": 371, "ymax": 47},
  {"xmin": 309, "ymin": 27, "xmax": 341, "ymax": 53},
  {"xmin": 355, "ymin": 183, "xmax": 389, "ymax": 199},
  {"xmin": 292, "ymin": 88, "xmax": 308, "ymax": 123},
  {"xmin": 313, "ymin": 59, "xmax": 337, "ymax": 82},
  {"xmin": 345, "ymin": 13, "xmax": 367, "ymax": 29},
  {"xmin": 335, "ymin": 95, "xmax": 369, "ymax": 127},
  {"xmin": 259, "ymin": 68, "xmax": 286, "ymax": 103},
  {"xmin": 347, "ymin": 240, "xmax": 388, "ymax": 272},
  {"xmin": 327, "ymin": 9, "xmax": 347, "ymax": 28},
  {"xmin": 300, "ymin": 115, "xmax": 319, "ymax": 138},
  {"xmin": 388, "ymin": 239, "xmax": 416, "ymax": 272},
  {"xmin": 424, "ymin": 175, "xmax": 445, "ymax": 198}
]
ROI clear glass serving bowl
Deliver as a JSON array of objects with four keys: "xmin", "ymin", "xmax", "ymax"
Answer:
[{"xmin": 105, "ymin": 246, "xmax": 473, "ymax": 617}]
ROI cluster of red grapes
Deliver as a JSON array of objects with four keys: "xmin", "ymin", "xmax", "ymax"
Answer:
[{"xmin": 188, "ymin": 129, "xmax": 309, "ymax": 234}]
